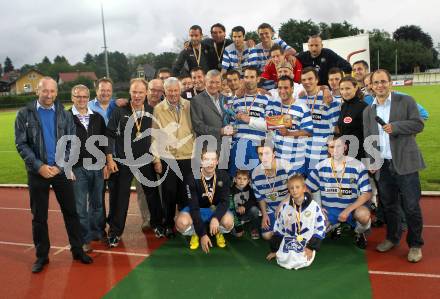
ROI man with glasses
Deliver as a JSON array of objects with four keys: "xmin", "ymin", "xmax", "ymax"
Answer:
[{"xmin": 363, "ymin": 69, "xmax": 425, "ymax": 262}]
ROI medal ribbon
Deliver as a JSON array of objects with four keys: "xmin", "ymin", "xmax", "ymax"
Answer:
[{"xmin": 201, "ymin": 172, "xmax": 217, "ymax": 205}]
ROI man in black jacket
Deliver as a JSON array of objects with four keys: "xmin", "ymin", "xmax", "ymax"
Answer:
[
  {"xmin": 172, "ymin": 25, "xmax": 215, "ymax": 76},
  {"xmin": 105, "ymin": 78, "xmax": 163, "ymax": 247},
  {"xmin": 175, "ymin": 149, "xmax": 234, "ymax": 253},
  {"xmin": 15, "ymin": 77, "xmax": 92, "ymax": 273},
  {"xmin": 70, "ymin": 84, "xmax": 108, "ymax": 252},
  {"xmin": 297, "ymin": 35, "xmax": 352, "ymax": 86}
]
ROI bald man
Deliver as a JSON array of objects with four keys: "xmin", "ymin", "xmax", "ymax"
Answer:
[{"xmin": 15, "ymin": 77, "xmax": 93, "ymax": 273}]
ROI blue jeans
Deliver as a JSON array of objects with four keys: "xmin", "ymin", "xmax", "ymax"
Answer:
[
  {"xmin": 72, "ymin": 167, "xmax": 105, "ymax": 243},
  {"xmin": 377, "ymin": 160, "xmax": 424, "ymax": 247}
]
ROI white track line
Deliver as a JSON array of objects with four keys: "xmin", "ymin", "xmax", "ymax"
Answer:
[
  {"xmin": 369, "ymin": 270, "xmax": 440, "ymax": 279},
  {"xmin": 0, "ymin": 207, "xmax": 140, "ymax": 217},
  {"xmin": 0, "ymin": 240, "xmax": 149, "ymax": 257}
]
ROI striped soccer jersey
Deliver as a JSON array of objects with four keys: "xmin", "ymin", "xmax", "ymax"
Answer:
[
  {"xmin": 221, "ymin": 43, "xmax": 259, "ymax": 75},
  {"xmin": 232, "ymin": 93, "xmax": 270, "ymax": 142},
  {"xmin": 251, "ymin": 159, "xmax": 294, "ymax": 214},
  {"xmin": 255, "ymin": 38, "xmax": 292, "ymax": 90},
  {"xmin": 297, "ymin": 93, "xmax": 341, "ymax": 166},
  {"xmin": 306, "ymin": 156, "xmax": 371, "ymax": 224},
  {"xmin": 268, "ymin": 97, "xmax": 313, "ymax": 173}
]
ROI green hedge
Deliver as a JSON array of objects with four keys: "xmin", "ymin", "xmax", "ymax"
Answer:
[{"xmin": 0, "ymin": 91, "xmax": 130, "ymax": 109}]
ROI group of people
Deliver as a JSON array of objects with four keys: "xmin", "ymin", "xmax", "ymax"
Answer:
[{"xmin": 15, "ymin": 22, "xmax": 427, "ymax": 273}]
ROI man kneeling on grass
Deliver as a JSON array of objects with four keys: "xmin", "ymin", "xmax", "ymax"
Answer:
[
  {"xmin": 175, "ymin": 149, "xmax": 234, "ymax": 253},
  {"xmin": 267, "ymin": 175, "xmax": 325, "ymax": 270}
]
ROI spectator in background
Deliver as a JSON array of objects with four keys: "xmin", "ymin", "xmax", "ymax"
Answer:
[
  {"xmin": 179, "ymin": 74, "xmax": 193, "ymax": 92},
  {"xmin": 181, "ymin": 67, "xmax": 206, "ymax": 100},
  {"xmin": 157, "ymin": 68, "xmax": 172, "ymax": 81}
]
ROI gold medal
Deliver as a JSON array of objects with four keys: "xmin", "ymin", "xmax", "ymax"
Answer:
[
  {"xmin": 338, "ymin": 189, "xmax": 343, "ymax": 197},
  {"xmin": 296, "ymin": 235, "xmax": 304, "ymax": 242},
  {"xmin": 136, "ymin": 131, "xmax": 141, "ymax": 138},
  {"xmin": 131, "ymin": 104, "xmax": 145, "ymax": 140},
  {"xmin": 331, "ymin": 158, "xmax": 346, "ymax": 199},
  {"xmin": 201, "ymin": 172, "xmax": 217, "ymax": 206}
]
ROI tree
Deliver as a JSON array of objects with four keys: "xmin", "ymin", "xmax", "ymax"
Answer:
[
  {"xmin": 42, "ymin": 56, "xmax": 51, "ymax": 64},
  {"xmin": 393, "ymin": 25, "xmax": 433, "ymax": 49},
  {"xmin": 396, "ymin": 40, "xmax": 434, "ymax": 73},
  {"xmin": 83, "ymin": 53, "xmax": 95, "ymax": 65},
  {"xmin": 369, "ymin": 29, "xmax": 395, "ymax": 71},
  {"xmin": 245, "ymin": 31, "xmax": 260, "ymax": 44},
  {"xmin": 154, "ymin": 52, "xmax": 178, "ymax": 70},
  {"xmin": 279, "ymin": 19, "xmax": 320, "ymax": 51},
  {"xmin": 95, "ymin": 51, "xmax": 130, "ymax": 82},
  {"xmin": 319, "ymin": 21, "xmax": 363, "ymax": 39},
  {"xmin": 4, "ymin": 57, "xmax": 14, "ymax": 73},
  {"xmin": 53, "ymin": 55, "xmax": 70, "ymax": 65},
  {"xmin": 0, "ymin": 64, "xmax": 2, "ymax": 77}
]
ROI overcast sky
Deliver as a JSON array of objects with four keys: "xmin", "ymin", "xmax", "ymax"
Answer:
[{"xmin": 2, "ymin": 0, "xmax": 439, "ymax": 68}]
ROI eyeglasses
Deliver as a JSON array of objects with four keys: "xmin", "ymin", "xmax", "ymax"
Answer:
[
  {"xmin": 73, "ymin": 95, "xmax": 89, "ymax": 99},
  {"xmin": 372, "ymin": 80, "xmax": 389, "ymax": 86}
]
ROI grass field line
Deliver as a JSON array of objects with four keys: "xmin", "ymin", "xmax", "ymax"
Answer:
[
  {"xmin": 0, "ymin": 206, "xmax": 141, "ymax": 217},
  {"xmin": 0, "ymin": 240, "xmax": 150, "ymax": 257},
  {"xmin": 369, "ymin": 270, "xmax": 440, "ymax": 279}
]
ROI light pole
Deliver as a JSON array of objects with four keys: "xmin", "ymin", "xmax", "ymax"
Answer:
[{"xmin": 100, "ymin": 2, "xmax": 110, "ymax": 78}]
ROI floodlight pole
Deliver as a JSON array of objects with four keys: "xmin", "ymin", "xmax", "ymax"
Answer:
[
  {"xmin": 101, "ymin": 2, "xmax": 110, "ymax": 78},
  {"xmin": 395, "ymin": 49, "xmax": 398, "ymax": 76}
]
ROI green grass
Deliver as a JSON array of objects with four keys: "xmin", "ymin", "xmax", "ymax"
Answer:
[
  {"xmin": 1, "ymin": 86, "xmax": 439, "ymax": 190},
  {"xmin": 104, "ymin": 235, "xmax": 371, "ymax": 299}
]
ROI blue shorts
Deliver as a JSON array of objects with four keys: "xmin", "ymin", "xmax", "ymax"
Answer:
[
  {"xmin": 181, "ymin": 206, "xmax": 214, "ymax": 223},
  {"xmin": 326, "ymin": 207, "xmax": 356, "ymax": 228},
  {"xmin": 261, "ymin": 212, "xmax": 276, "ymax": 234}
]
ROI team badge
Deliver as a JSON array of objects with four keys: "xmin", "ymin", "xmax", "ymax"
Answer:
[
  {"xmin": 218, "ymin": 181, "xmax": 223, "ymax": 187},
  {"xmin": 343, "ymin": 117, "xmax": 353, "ymax": 124},
  {"xmin": 350, "ymin": 178, "xmax": 355, "ymax": 184}
]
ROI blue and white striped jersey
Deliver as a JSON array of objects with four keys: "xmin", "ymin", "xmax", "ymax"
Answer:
[
  {"xmin": 221, "ymin": 44, "xmax": 259, "ymax": 75},
  {"xmin": 232, "ymin": 93, "xmax": 270, "ymax": 142},
  {"xmin": 268, "ymin": 98, "xmax": 313, "ymax": 174},
  {"xmin": 251, "ymin": 159, "xmax": 294, "ymax": 213},
  {"xmin": 306, "ymin": 156, "xmax": 371, "ymax": 214},
  {"xmin": 297, "ymin": 93, "xmax": 341, "ymax": 165},
  {"xmin": 255, "ymin": 38, "xmax": 292, "ymax": 90}
]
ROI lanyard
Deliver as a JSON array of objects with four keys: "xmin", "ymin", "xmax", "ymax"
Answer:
[
  {"xmin": 192, "ymin": 44, "xmax": 202, "ymax": 66},
  {"xmin": 331, "ymin": 157, "xmax": 346, "ymax": 197},
  {"xmin": 201, "ymin": 173, "xmax": 217, "ymax": 205},
  {"xmin": 213, "ymin": 41, "xmax": 226, "ymax": 63},
  {"xmin": 130, "ymin": 104, "xmax": 144, "ymax": 138}
]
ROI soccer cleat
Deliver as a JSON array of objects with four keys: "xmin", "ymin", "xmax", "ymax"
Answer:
[
  {"xmin": 215, "ymin": 233, "xmax": 226, "ymax": 248},
  {"xmin": 330, "ymin": 226, "xmax": 342, "ymax": 240},
  {"xmin": 108, "ymin": 236, "xmax": 120, "ymax": 248},
  {"xmin": 355, "ymin": 232, "xmax": 367, "ymax": 249},
  {"xmin": 189, "ymin": 234, "xmax": 199, "ymax": 250}
]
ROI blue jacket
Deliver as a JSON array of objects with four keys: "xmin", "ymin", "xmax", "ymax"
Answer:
[{"xmin": 15, "ymin": 100, "xmax": 75, "ymax": 174}]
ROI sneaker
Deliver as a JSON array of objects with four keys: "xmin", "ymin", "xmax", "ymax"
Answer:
[
  {"xmin": 376, "ymin": 239, "xmax": 395, "ymax": 252},
  {"xmin": 153, "ymin": 226, "xmax": 165, "ymax": 238},
  {"xmin": 251, "ymin": 229, "xmax": 260, "ymax": 240},
  {"xmin": 407, "ymin": 248, "xmax": 422, "ymax": 263},
  {"xmin": 82, "ymin": 243, "xmax": 93, "ymax": 253},
  {"xmin": 330, "ymin": 226, "xmax": 342, "ymax": 240},
  {"xmin": 189, "ymin": 234, "xmax": 199, "ymax": 250},
  {"xmin": 355, "ymin": 233, "xmax": 367, "ymax": 249},
  {"xmin": 215, "ymin": 233, "xmax": 226, "ymax": 248},
  {"xmin": 108, "ymin": 236, "xmax": 120, "ymax": 248}
]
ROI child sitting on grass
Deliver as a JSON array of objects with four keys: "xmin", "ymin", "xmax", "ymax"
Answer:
[{"xmin": 266, "ymin": 174, "xmax": 325, "ymax": 270}]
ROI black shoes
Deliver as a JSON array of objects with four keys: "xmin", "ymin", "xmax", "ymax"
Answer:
[
  {"xmin": 165, "ymin": 227, "xmax": 176, "ymax": 239},
  {"xmin": 108, "ymin": 236, "xmax": 121, "ymax": 248},
  {"xmin": 153, "ymin": 226, "xmax": 165, "ymax": 238},
  {"xmin": 73, "ymin": 252, "xmax": 93, "ymax": 264},
  {"xmin": 355, "ymin": 232, "xmax": 367, "ymax": 249},
  {"xmin": 330, "ymin": 226, "xmax": 342, "ymax": 240},
  {"xmin": 32, "ymin": 257, "xmax": 49, "ymax": 273}
]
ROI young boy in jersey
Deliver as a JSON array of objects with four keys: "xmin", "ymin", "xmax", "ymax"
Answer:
[
  {"xmin": 252, "ymin": 140, "xmax": 294, "ymax": 241},
  {"xmin": 306, "ymin": 136, "xmax": 372, "ymax": 249},
  {"xmin": 266, "ymin": 175, "xmax": 325, "ymax": 270},
  {"xmin": 230, "ymin": 170, "xmax": 260, "ymax": 239},
  {"xmin": 175, "ymin": 149, "xmax": 234, "ymax": 253}
]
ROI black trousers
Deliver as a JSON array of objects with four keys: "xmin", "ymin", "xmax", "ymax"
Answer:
[
  {"xmin": 377, "ymin": 160, "xmax": 424, "ymax": 247},
  {"xmin": 108, "ymin": 163, "xmax": 162, "ymax": 237},
  {"xmin": 161, "ymin": 159, "xmax": 192, "ymax": 228},
  {"xmin": 28, "ymin": 172, "xmax": 83, "ymax": 258}
]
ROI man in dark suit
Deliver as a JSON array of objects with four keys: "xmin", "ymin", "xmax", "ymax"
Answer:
[
  {"xmin": 363, "ymin": 69, "xmax": 425, "ymax": 263},
  {"xmin": 190, "ymin": 69, "xmax": 234, "ymax": 153},
  {"xmin": 15, "ymin": 77, "xmax": 93, "ymax": 273}
]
